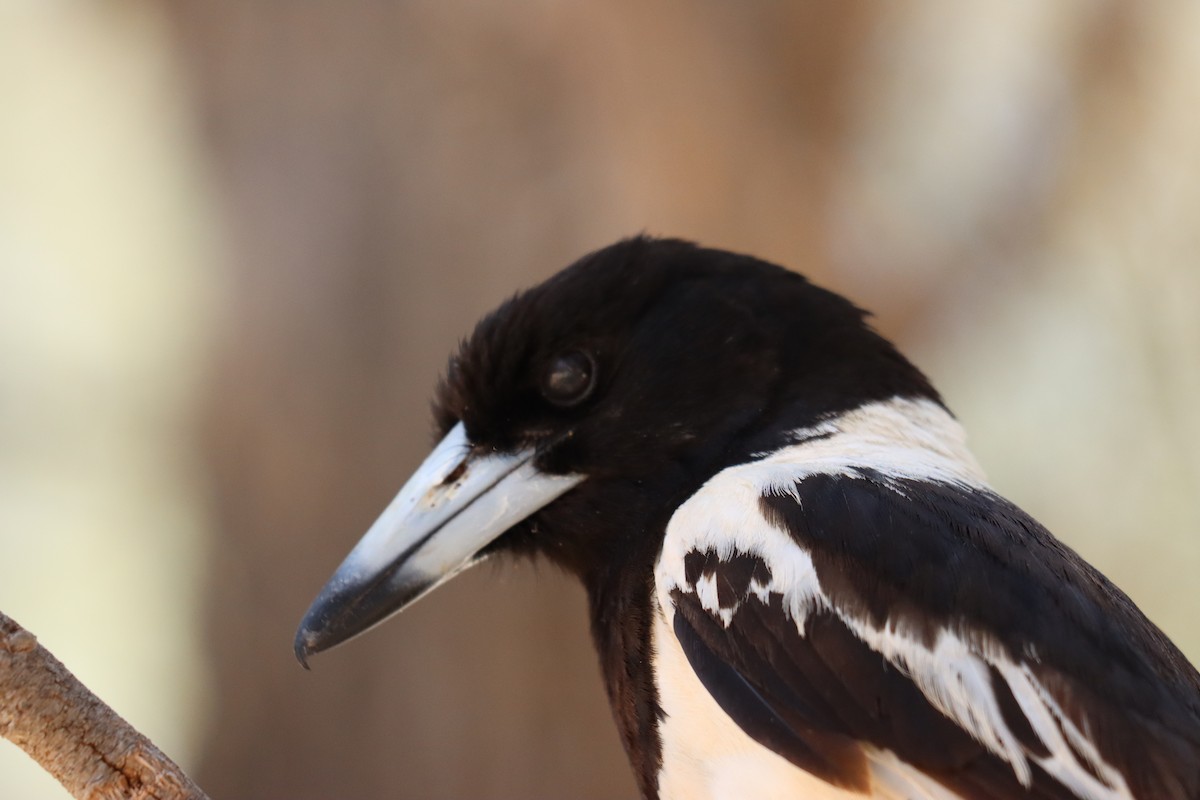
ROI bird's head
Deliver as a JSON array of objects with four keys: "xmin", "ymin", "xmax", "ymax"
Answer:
[{"xmin": 294, "ymin": 236, "xmax": 938, "ymax": 664}]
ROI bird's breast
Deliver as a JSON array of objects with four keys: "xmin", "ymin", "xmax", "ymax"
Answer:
[{"xmin": 649, "ymin": 598, "xmax": 870, "ymax": 800}]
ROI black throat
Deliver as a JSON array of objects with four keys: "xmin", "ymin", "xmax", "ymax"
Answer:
[
  {"xmin": 586, "ymin": 544, "xmax": 666, "ymax": 799},
  {"xmin": 529, "ymin": 473, "xmax": 690, "ymax": 799}
]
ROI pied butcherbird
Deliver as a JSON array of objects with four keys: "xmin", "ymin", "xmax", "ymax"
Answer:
[{"xmin": 296, "ymin": 237, "xmax": 1200, "ymax": 800}]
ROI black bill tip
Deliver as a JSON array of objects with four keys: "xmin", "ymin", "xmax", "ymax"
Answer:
[
  {"xmin": 293, "ymin": 625, "xmax": 317, "ymax": 670},
  {"xmin": 293, "ymin": 569, "xmax": 434, "ymax": 670},
  {"xmin": 294, "ymin": 601, "xmax": 339, "ymax": 670}
]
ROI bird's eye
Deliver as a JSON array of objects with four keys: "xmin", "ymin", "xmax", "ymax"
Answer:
[{"xmin": 541, "ymin": 351, "xmax": 597, "ymax": 408}]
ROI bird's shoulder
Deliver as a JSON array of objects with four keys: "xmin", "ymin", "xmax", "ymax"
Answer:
[{"xmin": 652, "ymin": 397, "xmax": 1200, "ymax": 800}]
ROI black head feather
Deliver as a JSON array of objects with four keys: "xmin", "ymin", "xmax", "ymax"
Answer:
[{"xmin": 433, "ymin": 236, "xmax": 940, "ymax": 497}]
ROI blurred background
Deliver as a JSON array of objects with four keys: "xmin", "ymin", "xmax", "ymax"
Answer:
[{"xmin": 1, "ymin": 2, "xmax": 1197, "ymax": 798}]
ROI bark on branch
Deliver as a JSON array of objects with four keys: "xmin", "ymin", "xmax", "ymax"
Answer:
[{"xmin": 0, "ymin": 611, "xmax": 209, "ymax": 800}]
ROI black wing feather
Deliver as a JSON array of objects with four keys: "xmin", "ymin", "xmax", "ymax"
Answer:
[
  {"xmin": 670, "ymin": 471, "xmax": 1200, "ymax": 798},
  {"xmin": 672, "ymin": 587, "xmax": 1073, "ymax": 799}
]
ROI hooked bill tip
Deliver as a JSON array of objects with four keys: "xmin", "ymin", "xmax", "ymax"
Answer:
[{"xmin": 293, "ymin": 627, "xmax": 318, "ymax": 670}]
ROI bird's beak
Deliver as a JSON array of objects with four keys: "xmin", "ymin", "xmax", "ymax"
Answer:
[{"xmin": 294, "ymin": 422, "xmax": 583, "ymax": 666}]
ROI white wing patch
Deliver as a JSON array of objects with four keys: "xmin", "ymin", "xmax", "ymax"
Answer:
[
  {"xmin": 654, "ymin": 397, "xmax": 1133, "ymax": 800},
  {"xmin": 995, "ymin": 661, "xmax": 1132, "ymax": 798}
]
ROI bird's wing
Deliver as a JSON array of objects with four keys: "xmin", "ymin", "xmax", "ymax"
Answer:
[{"xmin": 655, "ymin": 462, "xmax": 1200, "ymax": 800}]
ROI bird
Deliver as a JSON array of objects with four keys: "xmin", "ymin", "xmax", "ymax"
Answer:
[{"xmin": 294, "ymin": 236, "xmax": 1200, "ymax": 799}]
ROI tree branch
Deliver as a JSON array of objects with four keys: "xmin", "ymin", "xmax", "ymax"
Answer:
[{"xmin": 0, "ymin": 611, "xmax": 209, "ymax": 800}]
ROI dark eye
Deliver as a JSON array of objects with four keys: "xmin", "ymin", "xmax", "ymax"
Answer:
[{"xmin": 541, "ymin": 351, "xmax": 597, "ymax": 407}]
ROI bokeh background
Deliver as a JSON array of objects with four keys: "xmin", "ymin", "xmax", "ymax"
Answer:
[{"xmin": 2, "ymin": 3, "xmax": 1197, "ymax": 798}]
